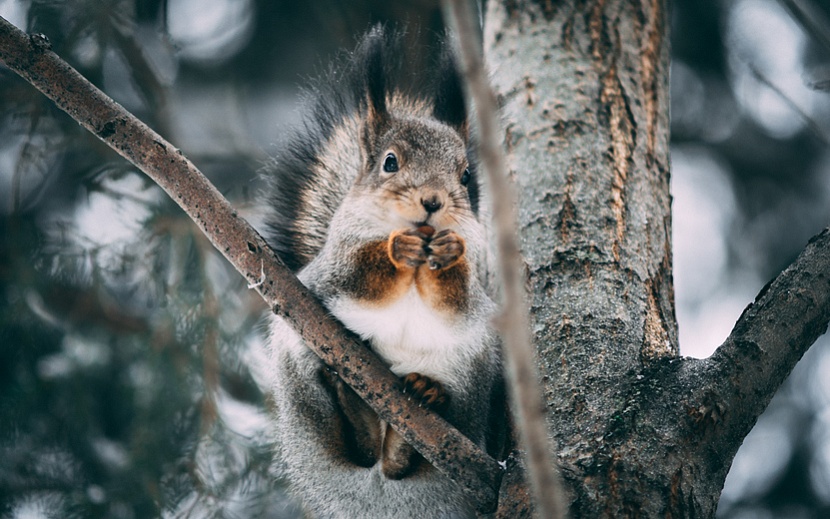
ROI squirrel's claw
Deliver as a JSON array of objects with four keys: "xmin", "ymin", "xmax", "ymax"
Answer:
[
  {"xmin": 424, "ymin": 230, "xmax": 465, "ymax": 271},
  {"xmin": 389, "ymin": 229, "xmax": 429, "ymax": 268},
  {"xmin": 401, "ymin": 372, "xmax": 450, "ymax": 414},
  {"xmin": 389, "ymin": 227, "xmax": 465, "ymax": 271}
]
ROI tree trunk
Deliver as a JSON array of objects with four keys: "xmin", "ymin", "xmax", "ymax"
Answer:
[
  {"xmin": 485, "ymin": 0, "xmax": 713, "ymax": 516},
  {"xmin": 486, "ymin": 0, "xmax": 830, "ymax": 516}
]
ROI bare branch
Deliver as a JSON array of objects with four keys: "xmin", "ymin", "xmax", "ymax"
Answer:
[
  {"xmin": 0, "ymin": 15, "xmax": 502, "ymax": 512},
  {"xmin": 778, "ymin": 0, "xmax": 830, "ymax": 92},
  {"xmin": 440, "ymin": 1, "xmax": 567, "ymax": 518},
  {"xmin": 779, "ymin": 0, "xmax": 830, "ymax": 55},
  {"xmin": 749, "ymin": 65, "xmax": 830, "ymax": 145},
  {"xmin": 706, "ymin": 228, "xmax": 830, "ymax": 445}
]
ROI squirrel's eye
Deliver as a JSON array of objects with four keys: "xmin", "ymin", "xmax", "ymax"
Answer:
[
  {"xmin": 460, "ymin": 168, "xmax": 471, "ymax": 186},
  {"xmin": 382, "ymin": 153, "xmax": 399, "ymax": 173}
]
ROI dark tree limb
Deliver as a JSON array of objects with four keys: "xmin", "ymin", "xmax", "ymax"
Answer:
[
  {"xmin": 702, "ymin": 227, "xmax": 830, "ymax": 460},
  {"xmin": 441, "ymin": 0, "xmax": 567, "ymax": 517},
  {"xmin": 0, "ymin": 15, "xmax": 502, "ymax": 512},
  {"xmin": 621, "ymin": 228, "xmax": 830, "ymax": 515}
]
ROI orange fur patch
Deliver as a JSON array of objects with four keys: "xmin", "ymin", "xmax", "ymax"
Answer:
[
  {"xmin": 416, "ymin": 259, "xmax": 470, "ymax": 314},
  {"xmin": 343, "ymin": 240, "xmax": 413, "ymax": 305},
  {"xmin": 344, "ymin": 233, "xmax": 470, "ymax": 316}
]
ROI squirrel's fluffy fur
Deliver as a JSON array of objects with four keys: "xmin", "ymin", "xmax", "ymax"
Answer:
[{"xmin": 264, "ymin": 26, "xmax": 505, "ymax": 518}]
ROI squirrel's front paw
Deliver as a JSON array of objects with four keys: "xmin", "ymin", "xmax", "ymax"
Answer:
[
  {"xmin": 426, "ymin": 230, "xmax": 465, "ymax": 270},
  {"xmin": 401, "ymin": 372, "xmax": 450, "ymax": 414},
  {"xmin": 389, "ymin": 229, "xmax": 429, "ymax": 268}
]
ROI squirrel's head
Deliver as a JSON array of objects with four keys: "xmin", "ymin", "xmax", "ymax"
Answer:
[
  {"xmin": 352, "ymin": 26, "xmax": 479, "ymax": 233},
  {"xmin": 358, "ymin": 115, "xmax": 473, "ymax": 231}
]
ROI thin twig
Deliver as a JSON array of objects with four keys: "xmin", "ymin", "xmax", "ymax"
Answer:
[
  {"xmin": 0, "ymin": 15, "xmax": 502, "ymax": 512},
  {"xmin": 440, "ymin": 1, "xmax": 567, "ymax": 518},
  {"xmin": 778, "ymin": 0, "xmax": 830, "ymax": 93},
  {"xmin": 779, "ymin": 0, "xmax": 830, "ymax": 55},
  {"xmin": 749, "ymin": 64, "xmax": 830, "ymax": 145}
]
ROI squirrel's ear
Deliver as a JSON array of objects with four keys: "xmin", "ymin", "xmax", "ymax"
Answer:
[
  {"xmin": 360, "ymin": 24, "xmax": 390, "ymax": 137},
  {"xmin": 433, "ymin": 45, "xmax": 469, "ymax": 141}
]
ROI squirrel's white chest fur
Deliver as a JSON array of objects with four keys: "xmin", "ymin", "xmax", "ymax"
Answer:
[{"xmin": 329, "ymin": 285, "xmax": 483, "ymax": 389}]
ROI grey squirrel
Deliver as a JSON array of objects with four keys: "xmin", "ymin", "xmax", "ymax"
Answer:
[{"xmin": 264, "ymin": 26, "xmax": 505, "ymax": 518}]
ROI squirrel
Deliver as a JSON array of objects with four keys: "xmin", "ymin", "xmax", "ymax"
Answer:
[{"xmin": 264, "ymin": 26, "xmax": 505, "ymax": 518}]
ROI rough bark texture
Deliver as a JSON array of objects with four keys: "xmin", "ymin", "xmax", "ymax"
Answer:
[
  {"xmin": 484, "ymin": 1, "xmax": 678, "ymax": 514},
  {"xmin": 484, "ymin": 1, "xmax": 830, "ymax": 517}
]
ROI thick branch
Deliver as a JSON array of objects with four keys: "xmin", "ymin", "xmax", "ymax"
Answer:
[
  {"xmin": 442, "ymin": 1, "xmax": 567, "ymax": 518},
  {"xmin": 0, "ymin": 16, "xmax": 501, "ymax": 511},
  {"xmin": 705, "ymin": 227, "xmax": 830, "ymax": 450}
]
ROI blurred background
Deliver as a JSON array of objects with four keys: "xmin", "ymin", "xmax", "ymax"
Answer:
[{"xmin": 0, "ymin": 0, "xmax": 828, "ymax": 517}]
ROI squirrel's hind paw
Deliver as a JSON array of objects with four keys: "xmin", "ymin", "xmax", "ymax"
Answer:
[
  {"xmin": 381, "ymin": 373, "xmax": 449, "ymax": 480},
  {"xmin": 401, "ymin": 372, "xmax": 450, "ymax": 414}
]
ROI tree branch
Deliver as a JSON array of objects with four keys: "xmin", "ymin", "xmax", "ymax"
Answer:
[
  {"xmin": 704, "ymin": 227, "xmax": 830, "ymax": 453},
  {"xmin": 748, "ymin": 64, "xmax": 830, "ymax": 145},
  {"xmin": 0, "ymin": 15, "xmax": 502, "ymax": 512},
  {"xmin": 441, "ymin": 1, "xmax": 567, "ymax": 517},
  {"xmin": 779, "ymin": 0, "xmax": 830, "ymax": 55}
]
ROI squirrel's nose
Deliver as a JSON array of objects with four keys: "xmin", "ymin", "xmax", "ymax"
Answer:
[{"xmin": 421, "ymin": 196, "xmax": 443, "ymax": 214}]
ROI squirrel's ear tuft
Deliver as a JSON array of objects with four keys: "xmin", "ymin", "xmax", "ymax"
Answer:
[
  {"xmin": 433, "ymin": 44, "xmax": 469, "ymax": 140},
  {"xmin": 356, "ymin": 24, "xmax": 395, "ymax": 166},
  {"xmin": 358, "ymin": 24, "xmax": 390, "ymax": 130}
]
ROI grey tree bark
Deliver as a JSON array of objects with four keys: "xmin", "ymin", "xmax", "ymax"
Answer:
[{"xmin": 485, "ymin": 0, "xmax": 830, "ymax": 517}]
